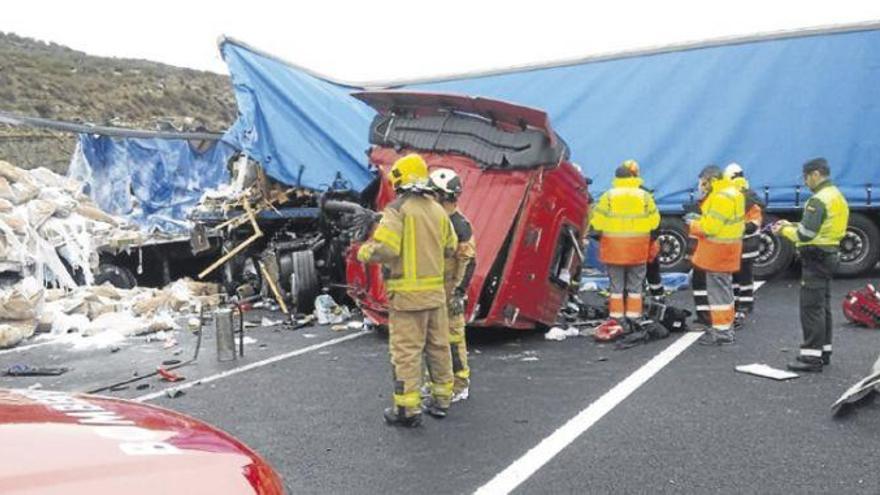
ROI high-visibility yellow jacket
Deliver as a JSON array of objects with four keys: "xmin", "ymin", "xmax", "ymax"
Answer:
[
  {"xmin": 690, "ymin": 178, "xmax": 745, "ymax": 273},
  {"xmin": 357, "ymin": 193, "xmax": 457, "ymax": 311},
  {"xmin": 781, "ymin": 179, "xmax": 849, "ymax": 250},
  {"xmin": 590, "ymin": 177, "xmax": 660, "ymax": 265}
]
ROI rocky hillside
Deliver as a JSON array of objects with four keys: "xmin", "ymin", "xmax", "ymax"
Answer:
[{"xmin": 0, "ymin": 32, "xmax": 236, "ymax": 171}]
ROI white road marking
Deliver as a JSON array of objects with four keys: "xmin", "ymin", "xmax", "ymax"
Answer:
[
  {"xmin": 0, "ymin": 339, "xmax": 58, "ymax": 356},
  {"xmin": 474, "ymin": 331, "xmax": 703, "ymax": 495},
  {"xmin": 135, "ymin": 330, "xmax": 370, "ymax": 402}
]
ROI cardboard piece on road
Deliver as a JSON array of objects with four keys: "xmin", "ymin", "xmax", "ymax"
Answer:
[
  {"xmin": 831, "ymin": 370, "xmax": 880, "ymax": 416},
  {"xmin": 735, "ymin": 363, "xmax": 799, "ymax": 381}
]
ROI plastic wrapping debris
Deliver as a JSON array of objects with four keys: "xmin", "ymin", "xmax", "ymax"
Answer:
[
  {"xmin": 544, "ymin": 326, "xmax": 582, "ymax": 341},
  {"xmin": 314, "ymin": 293, "xmax": 351, "ymax": 325},
  {"xmin": 0, "ymin": 160, "xmax": 149, "ymax": 289}
]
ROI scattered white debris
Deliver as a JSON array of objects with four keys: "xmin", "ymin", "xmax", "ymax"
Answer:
[
  {"xmin": 260, "ymin": 317, "xmax": 284, "ymax": 327},
  {"xmin": 735, "ymin": 363, "xmax": 799, "ymax": 381},
  {"xmin": 544, "ymin": 326, "xmax": 582, "ymax": 341},
  {"xmin": 347, "ymin": 320, "xmax": 364, "ymax": 330},
  {"xmin": 314, "ymin": 293, "xmax": 350, "ymax": 325},
  {"xmin": 242, "ymin": 336, "xmax": 258, "ymax": 345}
]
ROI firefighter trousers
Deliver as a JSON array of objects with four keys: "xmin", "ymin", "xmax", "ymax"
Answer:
[
  {"xmin": 798, "ymin": 248, "xmax": 838, "ymax": 360},
  {"xmin": 388, "ymin": 307, "xmax": 453, "ymax": 417},
  {"xmin": 607, "ymin": 264, "xmax": 647, "ymax": 319},
  {"xmin": 448, "ymin": 310, "xmax": 470, "ymax": 394}
]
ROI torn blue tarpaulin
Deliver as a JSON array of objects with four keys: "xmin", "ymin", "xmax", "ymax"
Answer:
[
  {"xmin": 219, "ymin": 27, "xmax": 880, "ymax": 208},
  {"xmin": 69, "ymin": 135, "xmax": 234, "ymax": 232},
  {"xmin": 220, "ymin": 40, "xmax": 375, "ymax": 191}
]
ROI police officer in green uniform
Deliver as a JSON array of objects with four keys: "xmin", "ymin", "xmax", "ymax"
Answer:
[{"xmin": 772, "ymin": 158, "xmax": 849, "ymax": 372}]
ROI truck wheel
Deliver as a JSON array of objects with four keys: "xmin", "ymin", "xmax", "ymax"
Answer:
[
  {"xmin": 290, "ymin": 250, "xmax": 320, "ymax": 313},
  {"xmin": 657, "ymin": 217, "xmax": 691, "ymax": 272},
  {"xmin": 94, "ymin": 263, "xmax": 138, "ymax": 289},
  {"xmin": 837, "ymin": 212, "xmax": 880, "ymax": 277},
  {"xmin": 753, "ymin": 215, "xmax": 795, "ymax": 280}
]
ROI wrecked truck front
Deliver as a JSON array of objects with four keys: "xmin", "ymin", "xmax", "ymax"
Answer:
[{"xmin": 345, "ymin": 91, "xmax": 590, "ymax": 330}]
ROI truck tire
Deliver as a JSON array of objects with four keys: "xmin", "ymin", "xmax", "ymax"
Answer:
[
  {"xmin": 290, "ymin": 250, "xmax": 320, "ymax": 313},
  {"xmin": 837, "ymin": 212, "xmax": 880, "ymax": 277},
  {"xmin": 753, "ymin": 215, "xmax": 795, "ymax": 280},
  {"xmin": 94, "ymin": 263, "xmax": 138, "ymax": 289},
  {"xmin": 657, "ymin": 217, "xmax": 691, "ymax": 272}
]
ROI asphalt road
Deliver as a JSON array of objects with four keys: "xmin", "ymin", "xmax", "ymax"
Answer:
[{"xmin": 3, "ymin": 272, "xmax": 880, "ymax": 494}]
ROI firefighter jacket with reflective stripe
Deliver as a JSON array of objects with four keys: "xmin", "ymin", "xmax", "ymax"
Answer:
[
  {"xmin": 590, "ymin": 177, "xmax": 660, "ymax": 265},
  {"xmin": 690, "ymin": 178, "xmax": 745, "ymax": 273},
  {"xmin": 736, "ymin": 181, "xmax": 764, "ymax": 256},
  {"xmin": 781, "ymin": 180, "xmax": 849, "ymax": 251},
  {"xmin": 445, "ymin": 210, "xmax": 476, "ymax": 297},
  {"xmin": 358, "ymin": 193, "xmax": 457, "ymax": 311}
]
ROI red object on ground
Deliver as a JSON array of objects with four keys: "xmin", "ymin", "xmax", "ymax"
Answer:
[
  {"xmin": 0, "ymin": 388, "xmax": 285, "ymax": 494},
  {"xmin": 842, "ymin": 284, "xmax": 880, "ymax": 328},
  {"xmin": 157, "ymin": 367, "xmax": 185, "ymax": 382},
  {"xmin": 346, "ymin": 91, "xmax": 590, "ymax": 330},
  {"xmin": 594, "ymin": 319, "xmax": 626, "ymax": 342}
]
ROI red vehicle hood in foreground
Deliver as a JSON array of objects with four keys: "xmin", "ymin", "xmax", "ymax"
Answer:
[{"xmin": 0, "ymin": 388, "xmax": 284, "ymax": 495}]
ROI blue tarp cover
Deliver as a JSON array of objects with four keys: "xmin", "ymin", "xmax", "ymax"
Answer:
[
  {"xmin": 220, "ymin": 28, "xmax": 880, "ymax": 209},
  {"xmin": 70, "ymin": 135, "xmax": 234, "ymax": 232}
]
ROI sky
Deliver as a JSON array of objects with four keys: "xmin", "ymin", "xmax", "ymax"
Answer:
[{"xmin": 2, "ymin": 0, "xmax": 880, "ymax": 83}]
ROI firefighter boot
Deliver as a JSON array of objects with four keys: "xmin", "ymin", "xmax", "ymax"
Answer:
[
  {"xmin": 383, "ymin": 407, "xmax": 423, "ymax": 427},
  {"xmin": 787, "ymin": 356, "xmax": 823, "ymax": 373}
]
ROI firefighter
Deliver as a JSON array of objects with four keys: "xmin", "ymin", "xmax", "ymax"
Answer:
[
  {"xmin": 357, "ymin": 153, "xmax": 458, "ymax": 427},
  {"xmin": 687, "ymin": 165, "xmax": 745, "ymax": 345},
  {"xmin": 590, "ymin": 160, "xmax": 660, "ymax": 325},
  {"xmin": 772, "ymin": 158, "xmax": 849, "ymax": 372},
  {"xmin": 724, "ymin": 163, "xmax": 764, "ymax": 326},
  {"xmin": 428, "ymin": 168, "xmax": 476, "ymax": 402}
]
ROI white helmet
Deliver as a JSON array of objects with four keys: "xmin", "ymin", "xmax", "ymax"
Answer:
[
  {"xmin": 428, "ymin": 168, "xmax": 463, "ymax": 200},
  {"xmin": 724, "ymin": 162, "xmax": 744, "ymax": 180}
]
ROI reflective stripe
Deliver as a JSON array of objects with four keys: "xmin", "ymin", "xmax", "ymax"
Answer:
[
  {"xmin": 695, "ymin": 305, "xmax": 711, "ymax": 311},
  {"xmin": 386, "ymin": 276, "xmax": 445, "ymax": 291},
  {"xmin": 455, "ymin": 369, "xmax": 471, "ymax": 379},
  {"xmin": 707, "ymin": 209, "xmax": 743, "ymax": 225},
  {"xmin": 797, "ymin": 224, "xmax": 817, "ymax": 238},
  {"xmin": 432, "ymin": 381, "xmax": 453, "ymax": 399},
  {"xmin": 737, "ymin": 297, "xmax": 755, "ymax": 302},
  {"xmin": 800, "ymin": 348, "xmax": 823, "ymax": 357},
  {"xmin": 393, "ymin": 390, "xmax": 422, "ymax": 408},
  {"xmin": 449, "ymin": 333, "xmax": 464, "ymax": 344},
  {"xmin": 823, "ymin": 345, "xmax": 832, "ymax": 352},
  {"xmin": 741, "ymin": 252, "xmax": 759, "ymax": 259},
  {"xmin": 373, "ymin": 225, "xmax": 401, "ymax": 253},
  {"xmin": 693, "ymin": 291, "xmax": 708, "ymax": 296},
  {"xmin": 385, "ymin": 214, "xmax": 446, "ymax": 293},
  {"xmin": 648, "ymin": 284, "xmax": 663, "ymax": 289},
  {"xmin": 403, "ymin": 216, "xmax": 417, "ymax": 280}
]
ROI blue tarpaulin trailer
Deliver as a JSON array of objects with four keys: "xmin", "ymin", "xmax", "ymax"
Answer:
[{"xmin": 218, "ymin": 21, "xmax": 880, "ymax": 277}]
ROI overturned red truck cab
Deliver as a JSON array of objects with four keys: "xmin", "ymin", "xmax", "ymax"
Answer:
[{"xmin": 345, "ymin": 91, "xmax": 590, "ymax": 330}]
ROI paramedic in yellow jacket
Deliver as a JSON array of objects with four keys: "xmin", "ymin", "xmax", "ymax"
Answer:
[
  {"xmin": 590, "ymin": 160, "xmax": 660, "ymax": 323},
  {"xmin": 687, "ymin": 165, "xmax": 745, "ymax": 345},
  {"xmin": 429, "ymin": 168, "xmax": 476, "ymax": 403},
  {"xmin": 357, "ymin": 154, "xmax": 458, "ymax": 427}
]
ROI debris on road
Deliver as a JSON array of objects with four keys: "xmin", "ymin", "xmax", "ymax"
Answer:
[
  {"xmin": 5, "ymin": 364, "xmax": 69, "ymax": 376},
  {"xmin": 831, "ymin": 368, "xmax": 880, "ymax": 416},
  {"xmin": 544, "ymin": 326, "xmax": 581, "ymax": 341},
  {"xmin": 735, "ymin": 363, "xmax": 799, "ymax": 381},
  {"xmin": 157, "ymin": 367, "xmax": 184, "ymax": 382}
]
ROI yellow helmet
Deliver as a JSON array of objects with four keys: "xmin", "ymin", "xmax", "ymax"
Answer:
[
  {"xmin": 389, "ymin": 153, "xmax": 429, "ymax": 190},
  {"xmin": 621, "ymin": 159, "xmax": 640, "ymax": 177}
]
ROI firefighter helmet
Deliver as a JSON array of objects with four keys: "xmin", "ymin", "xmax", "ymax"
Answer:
[
  {"xmin": 428, "ymin": 168, "xmax": 463, "ymax": 201},
  {"xmin": 724, "ymin": 162, "xmax": 744, "ymax": 180},
  {"xmin": 389, "ymin": 154, "xmax": 429, "ymax": 191}
]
